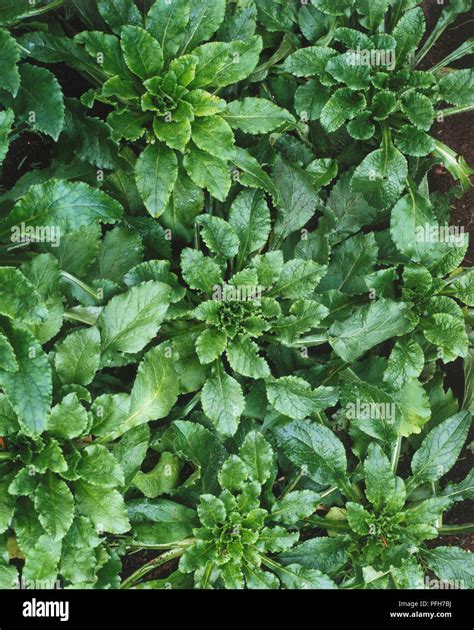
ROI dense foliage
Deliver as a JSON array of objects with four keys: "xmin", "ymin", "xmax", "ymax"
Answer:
[{"xmin": 0, "ymin": 0, "xmax": 473, "ymax": 591}]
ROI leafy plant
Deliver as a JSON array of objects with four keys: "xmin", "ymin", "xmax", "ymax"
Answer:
[{"xmin": 281, "ymin": 0, "xmax": 474, "ymax": 202}]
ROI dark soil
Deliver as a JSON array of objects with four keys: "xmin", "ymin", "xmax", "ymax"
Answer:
[{"xmin": 422, "ymin": 0, "xmax": 474, "ymax": 265}]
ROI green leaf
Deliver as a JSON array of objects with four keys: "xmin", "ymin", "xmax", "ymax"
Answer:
[
  {"xmin": 273, "ymin": 563, "xmax": 336, "ymax": 589},
  {"xmin": 0, "ymin": 267, "xmax": 46, "ymax": 323},
  {"xmin": 218, "ymin": 455, "xmax": 248, "ymax": 491},
  {"xmin": 274, "ymin": 259, "xmax": 326, "ymax": 299},
  {"xmin": 184, "ymin": 145, "xmax": 231, "ymax": 201},
  {"xmin": 274, "ymin": 420, "xmax": 347, "ymax": 487},
  {"xmin": 319, "ymin": 232, "xmax": 378, "ymax": 294},
  {"xmin": 34, "ymin": 472, "xmax": 74, "ymax": 540},
  {"xmin": 228, "ymin": 189, "xmax": 270, "ymax": 262},
  {"xmin": 12, "ymin": 64, "xmax": 65, "ymax": 140},
  {"xmin": 191, "ymin": 116, "xmax": 235, "ymax": 161},
  {"xmin": 329, "ymin": 299, "xmax": 413, "ymax": 362},
  {"xmin": 283, "ymin": 46, "xmax": 337, "ymax": 77},
  {"xmin": 346, "ymin": 502, "xmax": 371, "ymax": 535},
  {"xmin": 185, "ymin": 88, "xmax": 226, "ymax": 115},
  {"xmin": 278, "ymin": 536, "xmax": 349, "ymax": 575},
  {"xmin": 201, "ymin": 370, "xmax": 245, "ymax": 437},
  {"xmin": 55, "ymin": 327, "xmax": 101, "ymax": 386},
  {"xmin": 1, "ymin": 179, "xmax": 123, "ymax": 236},
  {"xmin": 0, "ymin": 28, "xmax": 20, "ymax": 96},
  {"xmin": 423, "ymin": 547, "xmax": 474, "ymax": 589},
  {"xmin": 371, "ymin": 91, "xmax": 397, "ymax": 120},
  {"xmin": 364, "ymin": 443, "xmax": 397, "ymax": 512},
  {"xmin": 239, "ymin": 430, "xmax": 274, "ymax": 485},
  {"xmin": 162, "ymin": 420, "xmax": 226, "ymax": 493},
  {"xmin": 271, "ymin": 490, "xmax": 319, "ymax": 525},
  {"xmin": 356, "ymin": 0, "xmax": 389, "ymax": 31},
  {"xmin": 120, "ymin": 25, "xmax": 163, "ymax": 79},
  {"xmin": 99, "ymin": 281, "xmax": 170, "ymax": 356},
  {"xmin": 351, "ymin": 143, "xmax": 408, "ymax": 209},
  {"xmin": 97, "ymin": 0, "xmax": 142, "ymax": 34},
  {"xmin": 0, "ymin": 333, "xmax": 16, "ymax": 372},
  {"xmin": 410, "ymin": 411, "xmax": 471, "ymax": 487},
  {"xmin": 77, "ymin": 444, "xmax": 124, "ymax": 488},
  {"xmin": 393, "ymin": 7, "xmax": 425, "ymax": 66},
  {"xmin": 135, "ymin": 144, "xmax": 179, "ymax": 218},
  {"xmin": 32, "ymin": 439, "xmax": 67, "ymax": 474},
  {"xmin": 0, "ymin": 473, "xmax": 16, "ymax": 533},
  {"xmin": 224, "ymin": 98, "xmax": 295, "ymax": 134},
  {"xmin": 114, "ymin": 424, "xmax": 150, "ymax": 488},
  {"xmin": 111, "ymin": 346, "xmax": 179, "ymax": 439},
  {"xmin": 441, "ymin": 470, "xmax": 474, "ymax": 504},
  {"xmin": 231, "ymin": 147, "xmax": 279, "ymax": 201},
  {"xmin": 22, "ymin": 533, "xmax": 61, "ymax": 583},
  {"xmin": 93, "ymin": 226, "xmax": 144, "ymax": 284},
  {"xmin": 128, "ymin": 497, "xmax": 198, "ymax": 545},
  {"xmin": 196, "ymin": 215, "xmax": 239, "ymax": 258},
  {"xmin": 182, "ymin": 0, "xmax": 226, "ymax": 52},
  {"xmin": 153, "ymin": 116, "xmax": 191, "ymax": 154},
  {"xmin": 326, "ymin": 53, "xmax": 372, "ymax": 90},
  {"xmin": 0, "ymin": 108, "xmax": 13, "ymax": 166},
  {"xmin": 195, "ymin": 329, "xmax": 226, "ymax": 365},
  {"xmin": 450, "ymin": 270, "xmax": 474, "ymax": 306},
  {"xmin": 401, "ymin": 91, "xmax": 434, "ymax": 131},
  {"xmin": 226, "ymin": 336, "xmax": 270, "ymax": 379},
  {"xmin": 272, "ymin": 156, "xmax": 319, "ymax": 245},
  {"xmin": 320, "ymin": 88, "xmax": 366, "ymax": 133},
  {"xmin": 395, "ymin": 125, "xmax": 435, "ymax": 157},
  {"xmin": 76, "ymin": 30, "xmax": 129, "ymax": 77},
  {"xmin": 267, "ymin": 376, "xmax": 337, "ymax": 420},
  {"xmin": 60, "ymin": 517, "xmax": 101, "ymax": 584},
  {"xmin": 0, "ymin": 326, "xmax": 52, "ymax": 436},
  {"xmin": 295, "ymin": 80, "xmax": 331, "ymax": 121},
  {"xmin": 384, "ymin": 338, "xmax": 424, "ymax": 389},
  {"xmin": 75, "ymin": 482, "xmax": 130, "ymax": 534},
  {"xmin": 181, "ymin": 247, "xmax": 223, "ymax": 292},
  {"xmin": 423, "ymin": 313, "xmax": 468, "ymax": 362},
  {"xmin": 347, "ymin": 112, "xmax": 375, "ymax": 140},
  {"xmin": 311, "ymin": 0, "xmax": 354, "ymax": 16},
  {"xmin": 438, "ymin": 69, "xmax": 474, "ymax": 107},
  {"xmin": 0, "ymin": 0, "xmax": 30, "ymax": 25},
  {"xmin": 47, "ymin": 393, "xmax": 89, "ymax": 440},
  {"xmin": 147, "ymin": 0, "xmax": 189, "ymax": 60},
  {"xmin": 390, "ymin": 191, "xmax": 441, "ymax": 263},
  {"xmin": 191, "ymin": 36, "xmax": 262, "ymax": 88}
]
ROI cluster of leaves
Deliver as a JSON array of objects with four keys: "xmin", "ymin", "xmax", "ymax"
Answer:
[
  {"xmin": 0, "ymin": 0, "xmax": 473, "ymax": 591},
  {"xmin": 283, "ymin": 0, "xmax": 474, "ymax": 202}
]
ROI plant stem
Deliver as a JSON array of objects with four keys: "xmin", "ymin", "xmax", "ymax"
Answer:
[
  {"xmin": 281, "ymin": 471, "xmax": 303, "ymax": 499},
  {"xmin": 120, "ymin": 546, "xmax": 189, "ymax": 589},
  {"xmin": 127, "ymin": 538, "xmax": 196, "ymax": 551},
  {"xmin": 22, "ymin": 0, "xmax": 65, "ymax": 19},
  {"xmin": 0, "ymin": 452, "xmax": 12, "ymax": 461},
  {"xmin": 391, "ymin": 435, "xmax": 403, "ymax": 475},
  {"xmin": 319, "ymin": 485, "xmax": 338, "ymax": 500},
  {"xmin": 438, "ymin": 523, "xmax": 474, "ymax": 535},
  {"xmin": 438, "ymin": 104, "xmax": 474, "ymax": 118},
  {"xmin": 201, "ymin": 562, "xmax": 215, "ymax": 589},
  {"xmin": 60, "ymin": 271, "xmax": 99, "ymax": 301},
  {"xmin": 430, "ymin": 38, "xmax": 474, "ymax": 72}
]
